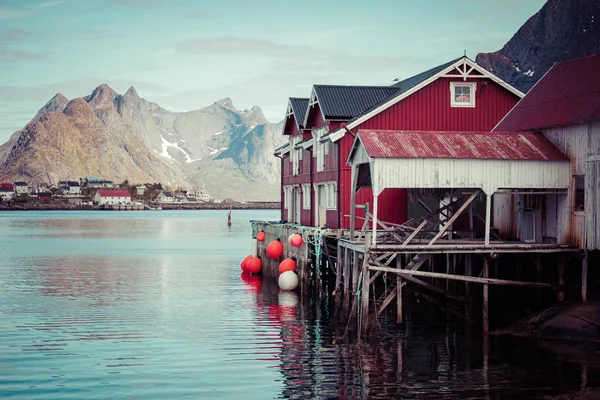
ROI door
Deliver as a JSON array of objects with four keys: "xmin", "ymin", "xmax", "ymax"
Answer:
[{"xmin": 318, "ymin": 184, "xmax": 327, "ymax": 227}]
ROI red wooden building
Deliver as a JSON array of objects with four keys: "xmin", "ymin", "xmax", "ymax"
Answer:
[{"xmin": 276, "ymin": 56, "xmax": 524, "ymax": 229}]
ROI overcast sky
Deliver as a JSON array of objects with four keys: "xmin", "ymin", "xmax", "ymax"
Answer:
[{"xmin": 0, "ymin": 0, "xmax": 546, "ymax": 143}]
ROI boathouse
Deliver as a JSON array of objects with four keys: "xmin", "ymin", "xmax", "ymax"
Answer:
[
  {"xmin": 495, "ymin": 53, "xmax": 600, "ymax": 252},
  {"xmin": 94, "ymin": 189, "xmax": 131, "ymax": 205},
  {"xmin": 276, "ymin": 56, "xmax": 524, "ymax": 230}
]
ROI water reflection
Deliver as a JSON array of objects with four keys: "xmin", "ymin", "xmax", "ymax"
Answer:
[
  {"xmin": 1, "ymin": 211, "xmax": 599, "ymax": 399},
  {"xmin": 243, "ymin": 275, "xmax": 600, "ymax": 400}
]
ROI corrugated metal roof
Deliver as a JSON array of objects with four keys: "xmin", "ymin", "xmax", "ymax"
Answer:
[
  {"xmin": 289, "ymin": 97, "xmax": 309, "ymax": 127},
  {"xmin": 391, "ymin": 57, "xmax": 462, "ymax": 94},
  {"xmin": 313, "ymin": 85, "xmax": 400, "ymax": 120},
  {"xmin": 97, "ymin": 189, "xmax": 131, "ymax": 197},
  {"xmin": 496, "ymin": 54, "xmax": 600, "ymax": 131},
  {"xmin": 356, "ymin": 130, "xmax": 568, "ymax": 161}
]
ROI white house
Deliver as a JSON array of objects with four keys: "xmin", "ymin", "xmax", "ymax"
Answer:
[
  {"xmin": 0, "ymin": 189, "xmax": 14, "ymax": 201},
  {"xmin": 94, "ymin": 189, "xmax": 131, "ymax": 205},
  {"xmin": 156, "ymin": 191, "xmax": 175, "ymax": 203},
  {"xmin": 136, "ymin": 185, "xmax": 147, "ymax": 196},
  {"xmin": 13, "ymin": 182, "xmax": 28, "ymax": 194},
  {"xmin": 193, "ymin": 190, "xmax": 211, "ymax": 202},
  {"xmin": 62, "ymin": 181, "xmax": 81, "ymax": 196}
]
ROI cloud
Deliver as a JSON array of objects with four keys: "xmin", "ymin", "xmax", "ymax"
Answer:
[
  {"xmin": 0, "ymin": 28, "xmax": 37, "ymax": 42},
  {"xmin": 173, "ymin": 37, "xmax": 287, "ymax": 56},
  {"xmin": 105, "ymin": 0, "xmax": 165, "ymax": 6},
  {"xmin": 187, "ymin": 10, "xmax": 205, "ymax": 18},
  {"xmin": 0, "ymin": 44, "xmax": 49, "ymax": 62},
  {"xmin": 0, "ymin": 0, "xmax": 70, "ymax": 19},
  {"xmin": 80, "ymin": 29, "xmax": 115, "ymax": 37}
]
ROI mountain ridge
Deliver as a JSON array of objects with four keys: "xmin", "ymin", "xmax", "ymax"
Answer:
[{"xmin": 0, "ymin": 84, "xmax": 284, "ymax": 201}]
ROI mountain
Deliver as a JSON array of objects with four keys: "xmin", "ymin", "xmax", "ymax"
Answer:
[
  {"xmin": 476, "ymin": 0, "xmax": 600, "ymax": 92},
  {"xmin": 0, "ymin": 85, "xmax": 284, "ymax": 201}
]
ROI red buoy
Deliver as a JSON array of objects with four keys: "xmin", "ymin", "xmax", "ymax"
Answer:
[
  {"xmin": 240, "ymin": 254, "xmax": 252, "ymax": 272},
  {"xmin": 279, "ymin": 257, "xmax": 297, "ymax": 274},
  {"xmin": 289, "ymin": 233, "xmax": 303, "ymax": 248},
  {"xmin": 266, "ymin": 239, "xmax": 284, "ymax": 259},
  {"xmin": 246, "ymin": 256, "xmax": 262, "ymax": 274},
  {"xmin": 256, "ymin": 231, "xmax": 265, "ymax": 242}
]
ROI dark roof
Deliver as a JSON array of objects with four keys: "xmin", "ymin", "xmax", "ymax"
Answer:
[
  {"xmin": 289, "ymin": 98, "xmax": 309, "ymax": 127},
  {"xmin": 313, "ymin": 85, "xmax": 400, "ymax": 120},
  {"xmin": 161, "ymin": 191, "xmax": 173, "ymax": 197},
  {"xmin": 13, "ymin": 181, "xmax": 27, "ymax": 186},
  {"xmin": 496, "ymin": 54, "xmax": 600, "ymax": 131},
  {"xmin": 392, "ymin": 57, "xmax": 462, "ymax": 94},
  {"xmin": 355, "ymin": 130, "xmax": 567, "ymax": 161},
  {"xmin": 67, "ymin": 181, "xmax": 80, "ymax": 186}
]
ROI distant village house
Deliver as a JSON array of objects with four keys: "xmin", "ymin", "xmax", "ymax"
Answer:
[{"xmin": 94, "ymin": 189, "xmax": 131, "ymax": 205}]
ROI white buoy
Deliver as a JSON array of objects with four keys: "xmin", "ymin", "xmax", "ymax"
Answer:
[
  {"xmin": 278, "ymin": 291, "xmax": 298, "ymax": 307},
  {"xmin": 278, "ymin": 271, "xmax": 298, "ymax": 291},
  {"xmin": 251, "ymin": 238, "xmax": 258, "ymax": 257}
]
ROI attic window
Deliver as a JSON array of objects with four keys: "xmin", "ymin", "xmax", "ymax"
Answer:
[{"xmin": 450, "ymin": 82, "xmax": 476, "ymax": 107}]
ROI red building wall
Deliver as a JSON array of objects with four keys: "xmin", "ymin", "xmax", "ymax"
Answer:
[
  {"xmin": 357, "ymin": 77, "xmax": 519, "ymax": 131},
  {"xmin": 335, "ymin": 77, "xmax": 520, "ymax": 230}
]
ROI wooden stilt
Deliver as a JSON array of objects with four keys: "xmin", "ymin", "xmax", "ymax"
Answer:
[
  {"xmin": 536, "ymin": 254, "xmax": 543, "ymax": 306},
  {"xmin": 484, "ymin": 193, "xmax": 492, "ymax": 247},
  {"xmin": 396, "ymin": 255, "xmax": 403, "ymax": 323},
  {"xmin": 483, "ymin": 257, "xmax": 489, "ymax": 335},
  {"xmin": 465, "ymin": 254, "xmax": 472, "ymax": 324},
  {"xmin": 558, "ymin": 255, "xmax": 565, "ymax": 302},
  {"xmin": 582, "ymin": 249, "xmax": 588, "ymax": 302}
]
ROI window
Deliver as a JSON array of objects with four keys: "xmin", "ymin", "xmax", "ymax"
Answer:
[
  {"xmin": 326, "ymin": 182, "xmax": 336, "ymax": 209},
  {"xmin": 284, "ymin": 186, "xmax": 291, "ymax": 210},
  {"xmin": 450, "ymin": 82, "xmax": 476, "ymax": 107},
  {"xmin": 302, "ymin": 184, "xmax": 311, "ymax": 209},
  {"xmin": 574, "ymin": 175, "xmax": 585, "ymax": 212},
  {"xmin": 313, "ymin": 126, "xmax": 328, "ymax": 172}
]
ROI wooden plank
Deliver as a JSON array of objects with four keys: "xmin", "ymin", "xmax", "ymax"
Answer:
[
  {"xmin": 485, "ymin": 193, "xmax": 491, "ymax": 246},
  {"xmin": 582, "ymin": 249, "xmax": 588, "ymax": 302},
  {"xmin": 370, "ymin": 258, "xmax": 463, "ymax": 302},
  {"xmin": 427, "ymin": 191, "xmax": 480, "ymax": 247},
  {"xmin": 401, "ymin": 219, "xmax": 428, "ymax": 247},
  {"xmin": 377, "ymin": 286, "xmax": 398, "ymax": 316},
  {"xmin": 367, "ymin": 265, "xmax": 558, "ymax": 289},
  {"xmin": 396, "ymin": 255, "xmax": 403, "ymax": 323},
  {"xmin": 349, "ymin": 164, "xmax": 358, "ymax": 240},
  {"xmin": 368, "ymin": 270, "xmax": 382, "ymax": 285},
  {"xmin": 483, "ymin": 257, "xmax": 489, "ymax": 335}
]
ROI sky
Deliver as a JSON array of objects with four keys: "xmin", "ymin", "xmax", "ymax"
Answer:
[{"xmin": 0, "ymin": 0, "xmax": 546, "ymax": 143}]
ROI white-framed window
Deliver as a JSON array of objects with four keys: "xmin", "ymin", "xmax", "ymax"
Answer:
[
  {"xmin": 283, "ymin": 186, "xmax": 291, "ymax": 210},
  {"xmin": 450, "ymin": 82, "xmax": 476, "ymax": 107},
  {"xmin": 313, "ymin": 126, "xmax": 328, "ymax": 172},
  {"xmin": 302, "ymin": 184, "xmax": 311, "ymax": 209},
  {"xmin": 326, "ymin": 182, "xmax": 336, "ymax": 209}
]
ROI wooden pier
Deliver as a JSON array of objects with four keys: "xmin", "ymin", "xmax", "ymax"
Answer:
[{"xmin": 251, "ymin": 193, "xmax": 585, "ymax": 339}]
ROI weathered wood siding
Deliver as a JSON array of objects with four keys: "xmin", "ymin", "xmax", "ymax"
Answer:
[
  {"xmin": 543, "ymin": 121, "xmax": 600, "ymax": 249},
  {"xmin": 371, "ymin": 159, "xmax": 570, "ymax": 196}
]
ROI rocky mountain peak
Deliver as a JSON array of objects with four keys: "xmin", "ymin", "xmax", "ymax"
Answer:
[
  {"xmin": 215, "ymin": 97, "xmax": 235, "ymax": 110},
  {"xmin": 33, "ymin": 92, "xmax": 69, "ymax": 121},
  {"xmin": 125, "ymin": 86, "xmax": 140, "ymax": 99},
  {"xmin": 87, "ymin": 83, "xmax": 118, "ymax": 107},
  {"xmin": 63, "ymin": 98, "xmax": 94, "ymax": 118},
  {"xmin": 476, "ymin": 0, "xmax": 600, "ymax": 92}
]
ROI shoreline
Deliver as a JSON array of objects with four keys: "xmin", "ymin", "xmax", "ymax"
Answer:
[{"xmin": 0, "ymin": 202, "xmax": 281, "ymax": 211}]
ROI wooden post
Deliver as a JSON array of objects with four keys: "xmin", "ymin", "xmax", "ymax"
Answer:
[
  {"xmin": 352, "ymin": 252, "xmax": 360, "ymax": 295},
  {"xmin": 372, "ymin": 195, "xmax": 379, "ymax": 247},
  {"xmin": 360, "ymin": 259, "xmax": 370, "ymax": 336},
  {"xmin": 465, "ymin": 254, "xmax": 472, "ymax": 324},
  {"xmin": 558, "ymin": 255, "xmax": 565, "ymax": 302},
  {"xmin": 582, "ymin": 249, "xmax": 588, "ymax": 302},
  {"xmin": 536, "ymin": 254, "xmax": 543, "ymax": 306},
  {"xmin": 483, "ymin": 257, "xmax": 489, "ymax": 335},
  {"xmin": 485, "ymin": 192, "xmax": 492, "ymax": 246},
  {"xmin": 396, "ymin": 254, "xmax": 403, "ymax": 324},
  {"xmin": 349, "ymin": 164, "xmax": 358, "ymax": 241},
  {"xmin": 469, "ymin": 202, "xmax": 474, "ymax": 240}
]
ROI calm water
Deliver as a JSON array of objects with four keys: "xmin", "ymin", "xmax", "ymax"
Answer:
[{"xmin": 1, "ymin": 210, "xmax": 599, "ymax": 399}]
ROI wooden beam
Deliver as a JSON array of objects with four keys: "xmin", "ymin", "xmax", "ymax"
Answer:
[
  {"xmin": 396, "ymin": 255, "xmax": 403, "ymax": 323},
  {"xmin": 401, "ymin": 219, "xmax": 428, "ymax": 247},
  {"xmin": 483, "ymin": 257, "xmax": 489, "ymax": 335},
  {"xmin": 485, "ymin": 193, "xmax": 491, "ymax": 246},
  {"xmin": 427, "ymin": 191, "xmax": 480, "ymax": 247},
  {"xmin": 367, "ymin": 265, "xmax": 558, "ymax": 289},
  {"xmin": 372, "ymin": 195, "xmax": 379, "ymax": 247},
  {"xmin": 558, "ymin": 256, "xmax": 565, "ymax": 302},
  {"xmin": 377, "ymin": 286, "xmax": 398, "ymax": 316},
  {"xmin": 349, "ymin": 164, "xmax": 358, "ymax": 240},
  {"xmin": 369, "ymin": 270, "xmax": 382, "ymax": 285},
  {"xmin": 370, "ymin": 258, "xmax": 464, "ymax": 302},
  {"xmin": 582, "ymin": 250, "xmax": 588, "ymax": 302}
]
